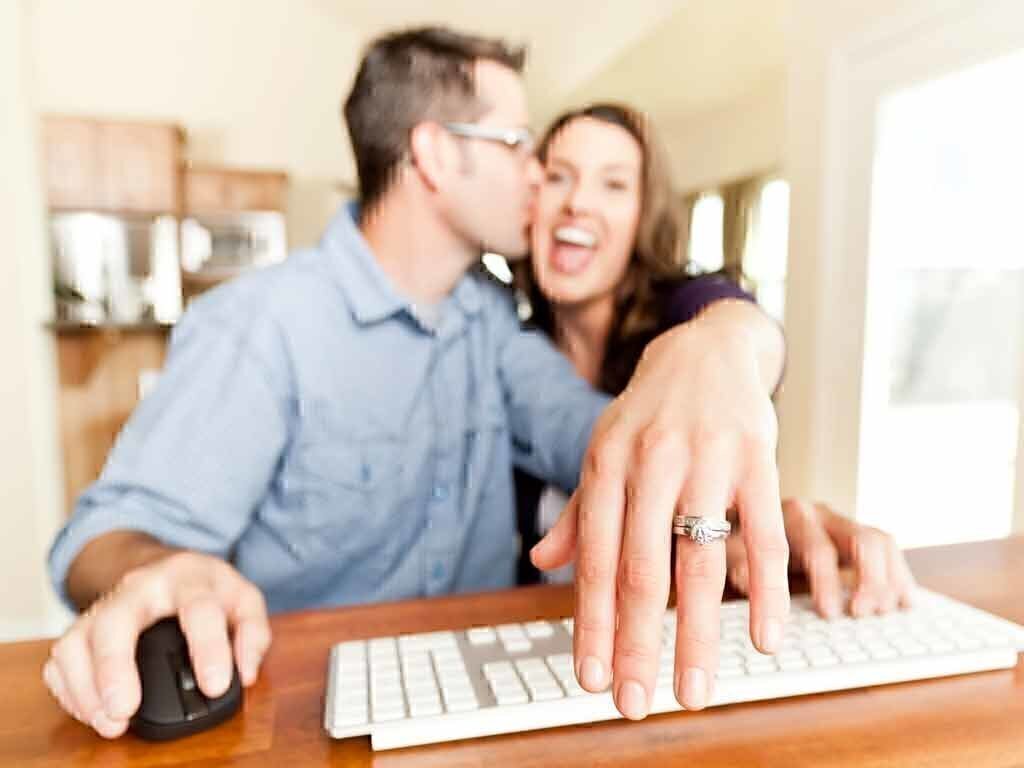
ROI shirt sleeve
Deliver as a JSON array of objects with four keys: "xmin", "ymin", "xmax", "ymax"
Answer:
[
  {"xmin": 47, "ymin": 291, "xmax": 292, "ymax": 609},
  {"xmin": 489, "ymin": 291, "xmax": 611, "ymax": 494},
  {"xmin": 666, "ymin": 272, "xmax": 756, "ymax": 325}
]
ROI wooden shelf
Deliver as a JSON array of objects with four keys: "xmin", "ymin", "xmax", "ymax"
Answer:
[{"xmin": 45, "ymin": 320, "xmax": 174, "ymax": 334}]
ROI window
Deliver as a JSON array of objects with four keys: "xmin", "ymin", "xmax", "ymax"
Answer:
[
  {"xmin": 857, "ymin": 48, "xmax": 1024, "ymax": 547},
  {"xmin": 687, "ymin": 193, "xmax": 724, "ymax": 274},
  {"xmin": 743, "ymin": 179, "xmax": 790, "ymax": 323},
  {"xmin": 684, "ymin": 179, "xmax": 791, "ymax": 323}
]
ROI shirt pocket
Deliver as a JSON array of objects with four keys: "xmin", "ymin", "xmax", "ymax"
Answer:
[
  {"xmin": 461, "ymin": 394, "xmax": 509, "ymax": 512},
  {"xmin": 285, "ymin": 427, "xmax": 405, "ymax": 572}
]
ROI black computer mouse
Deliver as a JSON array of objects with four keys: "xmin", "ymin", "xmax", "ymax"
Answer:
[{"xmin": 129, "ymin": 617, "xmax": 242, "ymax": 740}]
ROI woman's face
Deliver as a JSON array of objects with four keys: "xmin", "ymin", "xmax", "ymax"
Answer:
[{"xmin": 530, "ymin": 117, "xmax": 643, "ymax": 309}]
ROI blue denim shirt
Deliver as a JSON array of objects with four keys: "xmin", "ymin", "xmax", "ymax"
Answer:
[{"xmin": 47, "ymin": 205, "xmax": 609, "ymax": 614}]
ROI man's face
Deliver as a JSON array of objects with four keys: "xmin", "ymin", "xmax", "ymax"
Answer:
[{"xmin": 442, "ymin": 60, "xmax": 540, "ymax": 259}]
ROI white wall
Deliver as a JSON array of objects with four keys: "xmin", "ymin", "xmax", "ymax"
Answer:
[
  {"xmin": 0, "ymin": 0, "xmax": 68, "ymax": 640},
  {"xmin": 664, "ymin": 74, "xmax": 786, "ymax": 193},
  {"xmin": 27, "ymin": 0, "xmax": 364, "ymax": 247}
]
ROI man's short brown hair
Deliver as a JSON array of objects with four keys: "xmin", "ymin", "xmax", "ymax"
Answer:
[{"xmin": 343, "ymin": 27, "xmax": 526, "ymax": 212}]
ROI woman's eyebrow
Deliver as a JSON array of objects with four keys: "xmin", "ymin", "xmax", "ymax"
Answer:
[{"xmin": 547, "ymin": 156, "xmax": 637, "ymax": 174}]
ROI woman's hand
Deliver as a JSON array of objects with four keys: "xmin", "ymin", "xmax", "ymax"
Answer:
[
  {"xmin": 726, "ymin": 499, "xmax": 916, "ymax": 618},
  {"xmin": 531, "ymin": 300, "xmax": 787, "ymax": 720}
]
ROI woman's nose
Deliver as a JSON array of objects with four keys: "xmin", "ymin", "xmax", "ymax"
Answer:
[{"xmin": 565, "ymin": 181, "xmax": 598, "ymax": 215}]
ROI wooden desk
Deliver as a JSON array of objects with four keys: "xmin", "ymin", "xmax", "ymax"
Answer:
[{"xmin": 3, "ymin": 538, "xmax": 1023, "ymax": 767}]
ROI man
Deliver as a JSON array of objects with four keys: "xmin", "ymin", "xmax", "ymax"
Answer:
[{"xmin": 43, "ymin": 27, "xmax": 794, "ymax": 737}]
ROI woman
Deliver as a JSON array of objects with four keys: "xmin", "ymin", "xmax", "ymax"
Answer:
[{"xmin": 516, "ymin": 103, "xmax": 914, "ymax": 618}]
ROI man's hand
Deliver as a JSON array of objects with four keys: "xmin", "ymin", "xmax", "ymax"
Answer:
[
  {"xmin": 727, "ymin": 499, "xmax": 916, "ymax": 618},
  {"xmin": 531, "ymin": 300, "xmax": 788, "ymax": 720},
  {"xmin": 42, "ymin": 550, "xmax": 270, "ymax": 738}
]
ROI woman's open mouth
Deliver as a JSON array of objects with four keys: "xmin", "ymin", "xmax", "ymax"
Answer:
[{"xmin": 550, "ymin": 225, "xmax": 598, "ymax": 275}]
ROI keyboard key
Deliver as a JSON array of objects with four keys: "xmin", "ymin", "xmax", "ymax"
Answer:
[
  {"xmin": 467, "ymin": 627, "xmax": 497, "ymax": 645},
  {"xmin": 334, "ymin": 709, "xmax": 369, "ymax": 726},
  {"xmin": 372, "ymin": 706, "xmax": 407, "ymax": 722},
  {"xmin": 410, "ymin": 697, "xmax": 442, "ymax": 717},
  {"xmin": 482, "ymin": 661, "xmax": 516, "ymax": 680},
  {"xmin": 778, "ymin": 658, "xmax": 810, "ymax": 672},
  {"xmin": 503, "ymin": 638, "xmax": 532, "ymax": 654},
  {"xmin": 444, "ymin": 694, "xmax": 480, "ymax": 712},
  {"xmin": 529, "ymin": 684, "xmax": 564, "ymax": 701},
  {"xmin": 524, "ymin": 621, "xmax": 555, "ymax": 639},
  {"xmin": 546, "ymin": 653, "xmax": 572, "ymax": 675},
  {"xmin": 495, "ymin": 688, "xmax": 529, "ymax": 706}
]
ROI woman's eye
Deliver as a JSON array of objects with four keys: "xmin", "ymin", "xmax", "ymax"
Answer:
[
  {"xmin": 545, "ymin": 171, "xmax": 566, "ymax": 184},
  {"xmin": 606, "ymin": 179, "xmax": 628, "ymax": 191}
]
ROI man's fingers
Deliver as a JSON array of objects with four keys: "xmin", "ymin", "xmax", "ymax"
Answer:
[
  {"xmin": 177, "ymin": 593, "xmax": 234, "ymax": 698},
  {"xmin": 611, "ymin": 429, "xmax": 683, "ymax": 719},
  {"xmin": 51, "ymin": 627, "xmax": 127, "ymax": 738},
  {"xmin": 887, "ymin": 541, "xmax": 918, "ymax": 610},
  {"xmin": 88, "ymin": 599, "xmax": 146, "ymax": 722},
  {"xmin": 850, "ymin": 528, "xmax": 893, "ymax": 616},
  {"xmin": 216, "ymin": 572, "xmax": 272, "ymax": 686},
  {"xmin": 736, "ymin": 450, "xmax": 789, "ymax": 654},
  {"xmin": 673, "ymin": 451, "xmax": 730, "ymax": 712},
  {"xmin": 530, "ymin": 492, "xmax": 579, "ymax": 572},
  {"xmin": 573, "ymin": 431, "xmax": 629, "ymax": 695},
  {"xmin": 801, "ymin": 528, "xmax": 843, "ymax": 620}
]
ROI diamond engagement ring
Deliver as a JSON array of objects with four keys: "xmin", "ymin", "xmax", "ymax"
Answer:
[{"xmin": 672, "ymin": 515, "xmax": 731, "ymax": 545}]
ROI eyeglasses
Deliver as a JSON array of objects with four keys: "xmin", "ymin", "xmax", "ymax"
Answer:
[{"xmin": 443, "ymin": 122, "xmax": 536, "ymax": 156}]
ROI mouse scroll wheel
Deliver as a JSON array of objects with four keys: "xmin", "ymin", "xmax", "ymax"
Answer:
[{"xmin": 180, "ymin": 665, "xmax": 197, "ymax": 692}]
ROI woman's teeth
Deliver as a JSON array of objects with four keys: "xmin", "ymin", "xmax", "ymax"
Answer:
[{"xmin": 554, "ymin": 226, "xmax": 597, "ymax": 248}]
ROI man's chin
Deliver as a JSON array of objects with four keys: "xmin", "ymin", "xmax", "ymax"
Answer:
[{"xmin": 480, "ymin": 236, "xmax": 529, "ymax": 261}]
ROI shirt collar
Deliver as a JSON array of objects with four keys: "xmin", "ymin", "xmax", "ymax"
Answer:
[{"xmin": 321, "ymin": 202, "xmax": 483, "ymax": 326}]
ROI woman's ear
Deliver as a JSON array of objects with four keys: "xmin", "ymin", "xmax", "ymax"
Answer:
[{"xmin": 409, "ymin": 121, "xmax": 446, "ymax": 193}]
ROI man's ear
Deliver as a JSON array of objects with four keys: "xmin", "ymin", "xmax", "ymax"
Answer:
[{"xmin": 409, "ymin": 122, "xmax": 448, "ymax": 193}]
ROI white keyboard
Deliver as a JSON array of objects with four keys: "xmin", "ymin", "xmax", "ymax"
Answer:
[{"xmin": 324, "ymin": 589, "xmax": 1024, "ymax": 750}]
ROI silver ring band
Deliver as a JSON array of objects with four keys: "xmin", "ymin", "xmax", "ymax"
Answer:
[{"xmin": 672, "ymin": 515, "xmax": 731, "ymax": 546}]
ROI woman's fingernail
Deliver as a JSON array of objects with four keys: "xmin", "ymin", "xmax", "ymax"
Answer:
[
  {"xmin": 761, "ymin": 618, "xmax": 782, "ymax": 652},
  {"xmin": 823, "ymin": 596, "xmax": 841, "ymax": 619},
  {"xmin": 578, "ymin": 656, "xmax": 605, "ymax": 690},
  {"xmin": 678, "ymin": 667, "xmax": 707, "ymax": 710},
  {"xmin": 616, "ymin": 680, "xmax": 648, "ymax": 720}
]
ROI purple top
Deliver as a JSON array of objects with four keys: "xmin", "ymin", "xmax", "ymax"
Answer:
[{"xmin": 665, "ymin": 272, "xmax": 755, "ymax": 325}]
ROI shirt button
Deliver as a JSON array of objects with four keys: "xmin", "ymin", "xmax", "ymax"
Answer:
[
  {"xmin": 431, "ymin": 484, "xmax": 448, "ymax": 501},
  {"xmin": 432, "ymin": 562, "xmax": 445, "ymax": 580}
]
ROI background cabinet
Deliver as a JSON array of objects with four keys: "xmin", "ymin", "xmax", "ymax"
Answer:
[
  {"xmin": 184, "ymin": 168, "xmax": 288, "ymax": 213},
  {"xmin": 41, "ymin": 116, "xmax": 183, "ymax": 214}
]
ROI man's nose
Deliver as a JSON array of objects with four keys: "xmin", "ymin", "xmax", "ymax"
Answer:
[{"xmin": 525, "ymin": 156, "xmax": 543, "ymax": 188}]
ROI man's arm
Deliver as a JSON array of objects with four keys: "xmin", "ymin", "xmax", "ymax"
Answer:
[
  {"xmin": 532, "ymin": 298, "xmax": 789, "ymax": 720},
  {"xmin": 64, "ymin": 531, "xmax": 177, "ymax": 611},
  {"xmin": 44, "ymin": 295, "xmax": 289, "ymax": 738}
]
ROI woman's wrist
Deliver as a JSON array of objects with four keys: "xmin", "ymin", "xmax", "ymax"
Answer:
[{"xmin": 686, "ymin": 299, "xmax": 785, "ymax": 394}]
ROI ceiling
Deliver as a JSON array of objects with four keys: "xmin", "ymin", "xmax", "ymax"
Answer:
[{"xmin": 315, "ymin": 0, "xmax": 790, "ymax": 127}]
